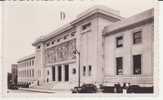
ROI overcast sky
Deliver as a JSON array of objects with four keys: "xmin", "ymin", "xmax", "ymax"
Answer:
[{"xmin": 1, "ymin": 0, "xmax": 156, "ymax": 72}]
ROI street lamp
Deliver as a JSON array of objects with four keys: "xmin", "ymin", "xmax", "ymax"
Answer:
[{"xmin": 73, "ymin": 48, "xmax": 80, "ymax": 87}]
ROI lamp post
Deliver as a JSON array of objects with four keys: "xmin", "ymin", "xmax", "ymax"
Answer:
[{"xmin": 73, "ymin": 48, "xmax": 80, "ymax": 87}]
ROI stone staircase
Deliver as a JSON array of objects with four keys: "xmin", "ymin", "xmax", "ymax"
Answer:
[{"xmin": 32, "ymin": 82, "xmax": 75, "ymax": 92}]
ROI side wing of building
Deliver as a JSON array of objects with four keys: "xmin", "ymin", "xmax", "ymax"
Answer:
[
  {"xmin": 103, "ymin": 8, "xmax": 154, "ymax": 87},
  {"xmin": 17, "ymin": 54, "xmax": 36, "ymax": 86}
]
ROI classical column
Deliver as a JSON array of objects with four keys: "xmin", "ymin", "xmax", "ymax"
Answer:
[{"xmin": 62, "ymin": 64, "xmax": 65, "ymax": 82}]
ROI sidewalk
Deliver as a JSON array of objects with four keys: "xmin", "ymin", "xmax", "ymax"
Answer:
[{"xmin": 19, "ymin": 88, "xmax": 56, "ymax": 93}]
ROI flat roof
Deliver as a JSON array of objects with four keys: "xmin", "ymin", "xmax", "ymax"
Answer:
[
  {"xmin": 103, "ymin": 8, "xmax": 154, "ymax": 36},
  {"xmin": 17, "ymin": 53, "xmax": 35, "ymax": 63},
  {"xmin": 32, "ymin": 5, "xmax": 124, "ymax": 46},
  {"xmin": 72, "ymin": 5, "xmax": 124, "ymax": 25}
]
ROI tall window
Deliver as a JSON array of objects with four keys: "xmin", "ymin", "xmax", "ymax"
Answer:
[
  {"xmin": 88, "ymin": 65, "xmax": 92, "ymax": 76},
  {"xmin": 116, "ymin": 57, "xmax": 123, "ymax": 75},
  {"xmin": 116, "ymin": 36, "xmax": 123, "ymax": 48},
  {"xmin": 29, "ymin": 70, "xmax": 30, "ymax": 77},
  {"xmin": 29, "ymin": 61, "xmax": 31, "ymax": 66},
  {"xmin": 52, "ymin": 66, "xmax": 55, "ymax": 81},
  {"xmin": 83, "ymin": 66, "xmax": 86, "ymax": 76},
  {"xmin": 29, "ymin": 70, "xmax": 31, "ymax": 77},
  {"xmin": 27, "ymin": 70, "xmax": 29, "ymax": 77},
  {"xmin": 32, "ymin": 60, "xmax": 34, "ymax": 66},
  {"xmin": 133, "ymin": 31, "xmax": 142, "ymax": 44},
  {"xmin": 133, "ymin": 55, "xmax": 142, "ymax": 74},
  {"xmin": 32, "ymin": 69, "xmax": 34, "ymax": 77}
]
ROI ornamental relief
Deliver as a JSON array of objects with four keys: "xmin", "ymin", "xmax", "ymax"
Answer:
[{"xmin": 45, "ymin": 39, "xmax": 76, "ymax": 64}]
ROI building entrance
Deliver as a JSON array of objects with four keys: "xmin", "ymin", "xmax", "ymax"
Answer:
[
  {"xmin": 52, "ymin": 66, "xmax": 55, "ymax": 81},
  {"xmin": 58, "ymin": 65, "xmax": 62, "ymax": 81},
  {"xmin": 65, "ymin": 64, "xmax": 69, "ymax": 81},
  {"xmin": 52, "ymin": 64, "xmax": 70, "ymax": 82}
]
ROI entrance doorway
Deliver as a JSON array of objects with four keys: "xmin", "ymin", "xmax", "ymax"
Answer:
[
  {"xmin": 65, "ymin": 64, "xmax": 69, "ymax": 81},
  {"xmin": 58, "ymin": 65, "xmax": 62, "ymax": 81}
]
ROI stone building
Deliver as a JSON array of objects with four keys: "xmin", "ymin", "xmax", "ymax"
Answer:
[
  {"xmin": 17, "ymin": 6, "xmax": 154, "ymax": 90},
  {"xmin": 31, "ymin": 6, "xmax": 123, "ymax": 90},
  {"xmin": 17, "ymin": 54, "xmax": 35, "ymax": 85},
  {"xmin": 103, "ymin": 8, "xmax": 154, "ymax": 87},
  {"xmin": 7, "ymin": 73, "xmax": 12, "ymax": 89},
  {"xmin": 11, "ymin": 64, "xmax": 18, "ymax": 85}
]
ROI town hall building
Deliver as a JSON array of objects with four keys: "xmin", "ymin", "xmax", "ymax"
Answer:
[{"xmin": 17, "ymin": 6, "xmax": 154, "ymax": 90}]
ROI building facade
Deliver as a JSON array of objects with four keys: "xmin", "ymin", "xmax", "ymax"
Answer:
[
  {"xmin": 31, "ymin": 6, "xmax": 123, "ymax": 89},
  {"xmin": 11, "ymin": 64, "xmax": 18, "ymax": 85},
  {"xmin": 103, "ymin": 9, "xmax": 154, "ymax": 87},
  {"xmin": 17, "ymin": 6, "xmax": 154, "ymax": 90},
  {"xmin": 17, "ymin": 54, "xmax": 35, "ymax": 85},
  {"xmin": 7, "ymin": 73, "xmax": 12, "ymax": 89}
]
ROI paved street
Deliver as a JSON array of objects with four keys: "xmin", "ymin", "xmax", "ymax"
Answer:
[{"xmin": 7, "ymin": 89, "xmax": 53, "ymax": 94}]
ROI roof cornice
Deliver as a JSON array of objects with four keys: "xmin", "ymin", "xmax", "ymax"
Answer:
[
  {"xmin": 17, "ymin": 53, "xmax": 35, "ymax": 63},
  {"xmin": 71, "ymin": 8, "xmax": 124, "ymax": 25},
  {"xmin": 103, "ymin": 8, "xmax": 154, "ymax": 36},
  {"xmin": 32, "ymin": 6, "xmax": 123, "ymax": 46}
]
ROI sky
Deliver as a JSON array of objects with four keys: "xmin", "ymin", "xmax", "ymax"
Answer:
[{"xmin": 0, "ymin": 0, "xmax": 156, "ymax": 73}]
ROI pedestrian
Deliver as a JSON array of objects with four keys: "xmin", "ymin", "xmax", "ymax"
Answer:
[
  {"xmin": 123, "ymin": 83, "xmax": 127, "ymax": 94},
  {"xmin": 117, "ymin": 82, "xmax": 122, "ymax": 93}
]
